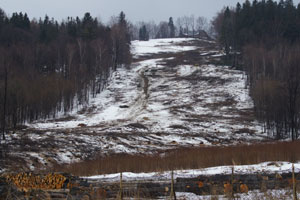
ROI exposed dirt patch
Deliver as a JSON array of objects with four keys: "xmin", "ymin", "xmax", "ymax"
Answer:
[
  {"xmin": 234, "ymin": 128, "xmax": 256, "ymax": 135},
  {"xmin": 127, "ymin": 123, "xmax": 148, "ymax": 130},
  {"xmin": 169, "ymin": 125, "xmax": 190, "ymax": 131}
]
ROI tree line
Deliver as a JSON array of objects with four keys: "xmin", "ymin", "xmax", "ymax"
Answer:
[
  {"xmin": 214, "ymin": 0, "xmax": 300, "ymax": 140},
  {"xmin": 0, "ymin": 8, "xmax": 131, "ymax": 137},
  {"xmin": 131, "ymin": 15, "xmax": 210, "ymax": 41}
]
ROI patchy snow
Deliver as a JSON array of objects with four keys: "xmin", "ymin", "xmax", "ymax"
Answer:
[
  {"xmin": 56, "ymin": 151, "xmax": 74, "ymax": 164},
  {"xmin": 211, "ymin": 53, "xmax": 226, "ymax": 57},
  {"xmin": 173, "ymin": 189, "xmax": 299, "ymax": 200},
  {"xmin": 83, "ymin": 162, "xmax": 300, "ymax": 199},
  {"xmin": 3, "ymin": 38, "xmax": 268, "ymax": 171},
  {"xmin": 131, "ymin": 38, "xmax": 197, "ymax": 58},
  {"xmin": 30, "ymin": 39, "xmax": 262, "ymax": 140},
  {"xmin": 177, "ymin": 65, "xmax": 198, "ymax": 76},
  {"xmin": 84, "ymin": 161, "xmax": 300, "ymax": 182}
]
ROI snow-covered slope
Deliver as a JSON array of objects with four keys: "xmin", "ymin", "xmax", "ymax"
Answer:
[
  {"xmin": 3, "ymin": 38, "xmax": 267, "ymax": 171},
  {"xmin": 30, "ymin": 38, "xmax": 263, "ymax": 141},
  {"xmin": 131, "ymin": 38, "xmax": 197, "ymax": 58}
]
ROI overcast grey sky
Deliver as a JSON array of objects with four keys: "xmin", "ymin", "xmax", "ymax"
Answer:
[{"xmin": 1, "ymin": 0, "xmax": 300, "ymax": 23}]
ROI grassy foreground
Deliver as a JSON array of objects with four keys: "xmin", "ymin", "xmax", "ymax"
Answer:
[{"xmin": 54, "ymin": 140, "xmax": 300, "ymax": 176}]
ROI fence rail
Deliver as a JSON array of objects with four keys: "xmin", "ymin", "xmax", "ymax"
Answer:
[{"xmin": 0, "ymin": 169, "xmax": 299, "ymax": 199}]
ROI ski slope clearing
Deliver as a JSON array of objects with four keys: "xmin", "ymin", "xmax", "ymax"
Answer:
[{"xmin": 2, "ymin": 38, "xmax": 267, "ymax": 171}]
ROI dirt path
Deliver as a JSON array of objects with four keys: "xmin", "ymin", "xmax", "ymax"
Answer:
[{"xmin": 140, "ymin": 69, "xmax": 149, "ymax": 99}]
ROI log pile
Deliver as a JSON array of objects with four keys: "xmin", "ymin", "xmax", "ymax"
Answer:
[{"xmin": 4, "ymin": 173, "xmax": 67, "ymax": 191}]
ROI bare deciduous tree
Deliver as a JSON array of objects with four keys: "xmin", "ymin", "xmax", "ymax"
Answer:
[{"xmin": 196, "ymin": 16, "xmax": 208, "ymax": 32}]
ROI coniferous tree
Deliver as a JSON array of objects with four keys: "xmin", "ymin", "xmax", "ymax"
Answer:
[
  {"xmin": 168, "ymin": 17, "xmax": 175, "ymax": 38},
  {"xmin": 220, "ymin": 7, "xmax": 234, "ymax": 55},
  {"xmin": 139, "ymin": 25, "xmax": 149, "ymax": 41},
  {"xmin": 179, "ymin": 26, "xmax": 184, "ymax": 37}
]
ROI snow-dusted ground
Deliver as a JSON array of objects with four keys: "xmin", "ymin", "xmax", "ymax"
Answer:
[
  {"xmin": 2, "ymin": 38, "xmax": 268, "ymax": 171},
  {"xmin": 85, "ymin": 161, "xmax": 300, "ymax": 181},
  {"xmin": 30, "ymin": 38, "xmax": 263, "ymax": 140},
  {"xmin": 84, "ymin": 162, "xmax": 300, "ymax": 199},
  {"xmin": 174, "ymin": 190, "xmax": 299, "ymax": 200},
  {"xmin": 131, "ymin": 38, "xmax": 198, "ymax": 58}
]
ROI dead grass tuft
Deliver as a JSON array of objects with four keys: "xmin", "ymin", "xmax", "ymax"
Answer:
[{"xmin": 52, "ymin": 140, "xmax": 300, "ymax": 176}]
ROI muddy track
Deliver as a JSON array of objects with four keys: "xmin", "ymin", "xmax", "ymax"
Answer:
[{"xmin": 140, "ymin": 69, "xmax": 149, "ymax": 99}]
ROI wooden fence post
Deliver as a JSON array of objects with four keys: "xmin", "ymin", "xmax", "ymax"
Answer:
[
  {"xmin": 231, "ymin": 159, "xmax": 236, "ymax": 200},
  {"xmin": 119, "ymin": 172, "xmax": 123, "ymax": 200},
  {"xmin": 231, "ymin": 166, "xmax": 235, "ymax": 199},
  {"xmin": 293, "ymin": 164, "xmax": 298, "ymax": 200},
  {"xmin": 170, "ymin": 171, "xmax": 176, "ymax": 200}
]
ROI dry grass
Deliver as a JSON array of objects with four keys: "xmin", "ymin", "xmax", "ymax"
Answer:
[{"xmin": 53, "ymin": 140, "xmax": 300, "ymax": 176}]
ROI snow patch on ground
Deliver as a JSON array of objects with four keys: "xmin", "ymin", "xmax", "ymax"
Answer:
[
  {"xmin": 4, "ymin": 38, "xmax": 268, "ymax": 171},
  {"xmin": 29, "ymin": 39, "xmax": 262, "ymax": 141},
  {"xmin": 131, "ymin": 38, "xmax": 197, "ymax": 58},
  {"xmin": 85, "ymin": 162, "xmax": 300, "ymax": 181},
  {"xmin": 177, "ymin": 65, "xmax": 198, "ymax": 76},
  {"xmin": 56, "ymin": 151, "xmax": 74, "ymax": 164},
  {"xmin": 174, "ymin": 189, "xmax": 299, "ymax": 200}
]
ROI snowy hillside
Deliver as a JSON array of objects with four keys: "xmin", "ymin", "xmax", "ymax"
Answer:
[
  {"xmin": 30, "ymin": 38, "xmax": 263, "ymax": 140},
  {"xmin": 2, "ymin": 38, "xmax": 267, "ymax": 171}
]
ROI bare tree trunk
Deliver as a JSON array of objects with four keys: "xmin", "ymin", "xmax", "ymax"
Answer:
[
  {"xmin": 293, "ymin": 164, "xmax": 298, "ymax": 200},
  {"xmin": 77, "ymin": 38, "xmax": 86, "ymax": 66},
  {"xmin": 2, "ymin": 66, "xmax": 7, "ymax": 141},
  {"xmin": 119, "ymin": 172, "xmax": 123, "ymax": 200}
]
